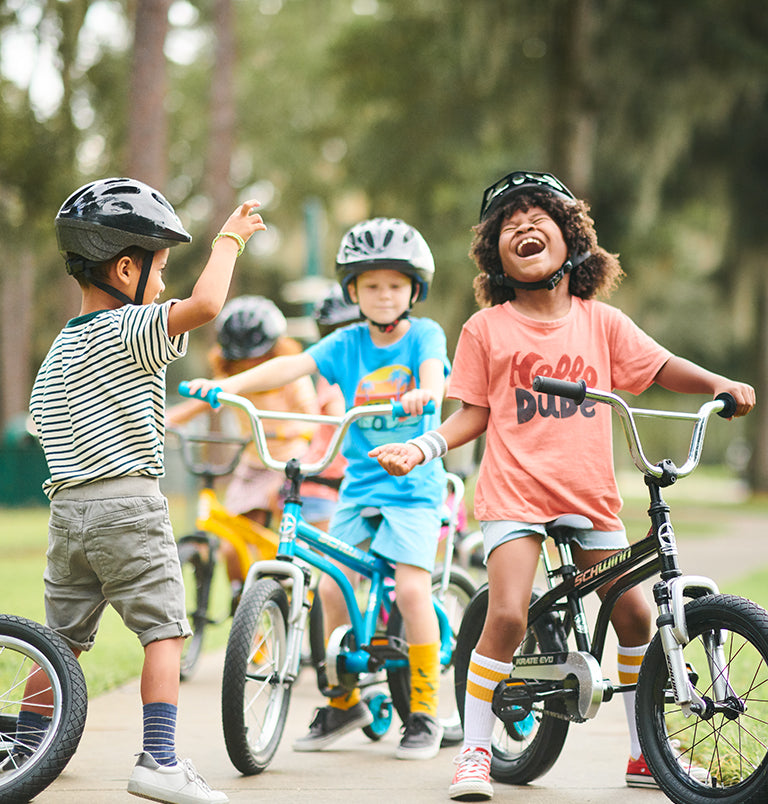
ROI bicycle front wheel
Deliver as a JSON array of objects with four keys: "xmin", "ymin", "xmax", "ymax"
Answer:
[
  {"xmin": 386, "ymin": 569, "xmax": 476, "ymax": 744},
  {"xmin": 453, "ymin": 585, "xmax": 570, "ymax": 785},
  {"xmin": 637, "ymin": 593, "xmax": 768, "ymax": 803},
  {"xmin": 0, "ymin": 615, "xmax": 88, "ymax": 804},
  {"xmin": 221, "ymin": 578, "xmax": 292, "ymax": 775}
]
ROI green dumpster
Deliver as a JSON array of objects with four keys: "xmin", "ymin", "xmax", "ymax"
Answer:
[{"xmin": 0, "ymin": 415, "xmax": 48, "ymax": 506}]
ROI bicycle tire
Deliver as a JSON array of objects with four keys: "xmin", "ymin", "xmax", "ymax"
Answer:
[
  {"xmin": 177, "ymin": 535, "xmax": 216, "ymax": 680},
  {"xmin": 0, "ymin": 615, "xmax": 88, "ymax": 804},
  {"xmin": 453, "ymin": 585, "xmax": 571, "ymax": 785},
  {"xmin": 221, "ymin": 578, "xmax": 292, "ymax": 775},
  {"xmin": 386, "ymin": 569, "xmax": 476, "ymax": 745},
  {"xmin": 637, "ymin": 593, "xmax": 768, "ymax": 804}
]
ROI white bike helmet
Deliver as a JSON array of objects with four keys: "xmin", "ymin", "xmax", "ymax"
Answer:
[{"xmin": 335, "ymin": 217, "xmax": 435, "ymax": 305}]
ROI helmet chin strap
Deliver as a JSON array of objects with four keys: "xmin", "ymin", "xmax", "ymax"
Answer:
[
  {"xmin": 66, "ymin": 253, "xmax": 154, "ymax": 305},
  {"xmin": 492, "ymin": 250, "xmax": 591, "ymax": 292},
  {"xmin": 365, "ymin": 308, "xmax": 410, "ymax": 333}
]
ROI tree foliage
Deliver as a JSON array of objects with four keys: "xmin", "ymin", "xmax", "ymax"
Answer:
[{"xmin": 1, "ymin": 0, "xmax": 766, "ymax": 484}]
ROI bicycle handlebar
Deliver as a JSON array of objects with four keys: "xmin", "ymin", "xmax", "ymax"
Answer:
[
  {"xmin": 178, "ymin": 381, "xmax": 435, "ymax": 477},
  {"xmin": 531, "ymin": 376, "xmax": 737, "ymax": 480}
]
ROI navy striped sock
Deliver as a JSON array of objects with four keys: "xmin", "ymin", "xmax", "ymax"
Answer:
[
  {"xmin": 16, "ymin": 710, "xmax": 50, "ymax": 753},
  {"xmin": 142, "ymin": 702, "xmax": 177, "ymax": 766}
]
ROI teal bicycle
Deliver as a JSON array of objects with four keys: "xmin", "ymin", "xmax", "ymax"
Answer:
[{"xmin": 178, "ymin": 382, "xmax": 476, "ymax": 774}]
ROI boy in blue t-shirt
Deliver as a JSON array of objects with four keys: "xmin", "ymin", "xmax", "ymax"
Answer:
[{"xmin": 184, "ymin": 217, "xmax": 450, "ymax": 760}]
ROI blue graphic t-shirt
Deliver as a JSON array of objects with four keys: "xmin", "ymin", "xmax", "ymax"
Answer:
[{"xmin": 307, "ymin": 318, "xmax": 449, "ymax": 507}]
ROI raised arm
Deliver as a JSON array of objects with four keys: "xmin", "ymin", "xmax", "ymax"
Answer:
[
  {"xmin": 168, "ymin": 201, "xmax": 266, "ymax": 336},
  {"xmin": 654, "ymin": 356, "xmax": 755, "ymax": 418}
]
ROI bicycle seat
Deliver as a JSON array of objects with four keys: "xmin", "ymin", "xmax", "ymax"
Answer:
[{"xmin": 546, "ymin": 514, "xmax": 593, "ymax": 534}]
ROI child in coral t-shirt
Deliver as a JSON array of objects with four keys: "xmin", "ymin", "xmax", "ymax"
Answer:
[{"xmin": 370, "ymin": 171, "xmax": 754, "ymax": 800}]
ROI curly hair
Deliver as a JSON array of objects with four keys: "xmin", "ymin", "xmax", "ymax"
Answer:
[{"xmin": 469, "ymin": 190, "xmax": 624, "ymax": 308}]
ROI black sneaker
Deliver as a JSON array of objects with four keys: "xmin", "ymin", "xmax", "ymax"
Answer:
[
  {"xmin": 395, "ymin": 712, "xmax": 444, "ymax": 760},
  {"xmin": 292, "ymin": 702, "xmax": 373, "ymax": 751}
]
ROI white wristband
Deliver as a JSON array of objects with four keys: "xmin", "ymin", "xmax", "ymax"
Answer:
[{"xmin": 407, "ymin": 431, "xmax": 448, "ymax": 463}]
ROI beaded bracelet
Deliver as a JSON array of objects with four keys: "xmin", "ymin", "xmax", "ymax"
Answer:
[
  {"xmin": 407, "ymin": 430, "xmax": 448, "ymax": 463},
  {"xmin": 211, "ymin": 231, "xmax": 245, "ymax": 257}
]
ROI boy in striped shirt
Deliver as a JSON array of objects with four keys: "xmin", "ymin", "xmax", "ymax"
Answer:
[{"xmin": 23, "ymin": 178, "xmax": 264, "ymax": 804}]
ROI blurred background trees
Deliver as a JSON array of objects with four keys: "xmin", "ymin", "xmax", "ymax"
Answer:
[{"xmin": 1, "ymin": 0, "xmax": 766, "ymax": 488}]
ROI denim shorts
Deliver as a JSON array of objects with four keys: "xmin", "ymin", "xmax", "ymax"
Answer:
[
  {"xmin": 44, "ymin": 477, "xmax": 191, "ymax": 651},
  {"xmin": 481, "ymin": 519, "xmax": 628, "ymax": 564},
  {"xmin": 329, "ymin": 501, "xmax": 442, "ymax": 572}
]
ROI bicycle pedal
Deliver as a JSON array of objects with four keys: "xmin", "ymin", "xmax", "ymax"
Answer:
[{"xmin": 364, "ymin": 634, "xmax": 409, "ymax": 662}]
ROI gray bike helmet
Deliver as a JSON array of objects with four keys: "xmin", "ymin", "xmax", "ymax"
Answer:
[
  {"xmin": 335, "ymin": 217, "xmax": 435, "ymax": 305},
  {"xmin": 55, "ymin": 177, "xmax": 191, "ymax": 305},
  {"xmin": 313, "ymin": 285, "xmax": 361, "ymax": 337},
  {"xmin": 216, "ymin": 296, "xmax": 287, "ymax": 360}
]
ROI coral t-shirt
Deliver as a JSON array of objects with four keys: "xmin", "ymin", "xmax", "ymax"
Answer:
[{"xmin": 447, "ymin": 299, "xmax": 671, "ymax": 531}]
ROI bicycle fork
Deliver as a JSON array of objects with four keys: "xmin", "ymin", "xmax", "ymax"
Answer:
[{"xmin": 653, "ymin": 575, "xmax": 736, "ymax": 718}]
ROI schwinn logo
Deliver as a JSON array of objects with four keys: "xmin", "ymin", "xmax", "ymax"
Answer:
[
  {"xmin": 279, "ymin": 513, "xmax": 297, "ymax": 537},
  {"xmin": 574, "ymin": 547, "xmax": 631, "ymax": 587},
  {"xmin": 658, "ymin": 522, "xmax": 677, "ymax": 555}
]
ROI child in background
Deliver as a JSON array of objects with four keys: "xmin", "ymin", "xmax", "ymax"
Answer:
[
  {"xmin": 370, "ymin": 171, "xmax": 755, "ymax": 799},
  {"xmin": 183, "ymin": 218, "xmax": 450, "ymax": 760},
  {"xmin": 167, "ymin": 294, "xmax": 318, "ymax": 602},
  {"xmin": 26, "ymin": 177, "xmax": 265, "ymax": 804}
]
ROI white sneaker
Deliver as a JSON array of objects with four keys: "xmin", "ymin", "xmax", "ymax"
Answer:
[{"xmin": 127, "ymin": 752, "xmax": 228, "ymax": 804}]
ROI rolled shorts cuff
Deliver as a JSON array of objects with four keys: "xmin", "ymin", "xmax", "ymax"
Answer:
[{"xmin": 139, "ymin": 619, "xmax": 192, "ymax": 647}]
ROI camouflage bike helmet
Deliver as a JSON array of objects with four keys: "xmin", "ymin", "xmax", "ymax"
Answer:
[
  {"xmin": 478, "ymin": 170, "xmax": 590, "ymax": 292},
  {"xmin": 335, "ymin": 217, "xmax": 434, "ymax": 332},
  {"xmin": 216, "ymin": 295, "xmax": 287, "ymax": 360},
  {"xmin": 55, "ymin": 177, "xmax": 191, "ymax": 305}
]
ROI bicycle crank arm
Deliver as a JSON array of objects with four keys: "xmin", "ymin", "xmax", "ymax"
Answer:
[{"xmin": 507, "ymin": 651, "xmax": 607, "ymax": 719}]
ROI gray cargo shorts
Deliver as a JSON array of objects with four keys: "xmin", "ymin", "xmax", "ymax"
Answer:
[{"xmin": 44, "ymin": 476, "xmax": 191, "ymax": 651}]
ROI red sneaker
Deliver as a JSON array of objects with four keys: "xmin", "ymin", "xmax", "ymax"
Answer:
[
  {"xmin": 626, "ymin": 743, "xmax": 711, "ymax": 789},
  {"xmin": 626, "ymin": 754, "xmax": 657, "ymax": 788},
  {"xmin": 449, "ymin": 747, "xmax": 493, "ymax": 800}
]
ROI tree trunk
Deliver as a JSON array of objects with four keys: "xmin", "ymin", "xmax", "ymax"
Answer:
[
  {"xmin": 127, "ymin": 0, "xmax": 172, "ymax": 186},
  {"xmin": 1, "ymin": 252, "xmax": 34, "ymax": 423}
]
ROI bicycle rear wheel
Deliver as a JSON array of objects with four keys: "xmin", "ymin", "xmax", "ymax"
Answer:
[
  {"xmin": 0, "ymin": 615, "xmax": 87, "ymax": 804},
  {"xmin": 453, "ymin": 585, "xmax": 570, "ymax": 785},
  {"xmin": 637, "ymin": 593, "xmax": 768, "ymax": 804},
  {"xmin": 221, "ymin": 578, "xmax": 292, "ymax": 775},
  {"xmin": 386, "ymin": 569, "xmax": 476, "ymax": 745},
  {"xmin": 177, "ymin": 535, "xmax": 216, "ymax": 680}
]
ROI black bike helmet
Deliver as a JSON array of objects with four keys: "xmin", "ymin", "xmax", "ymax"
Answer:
[
  {"xmin": 313, "ymin": 285, "xmax": 361, "ymax": 337},
  {"xmin": 335, "ymin": 217, "xmax": 435, "ymax": 305},
  {"xmin": 55, "ymin": 177, "xmax": 191, "ymax": 305},
  {"xmin": 478, "ymin": 170, "xmax": 590, "ymax": 292},
  {"xmin": 216, "ymin": 295, "xmax": 287, "ymax": 360}
]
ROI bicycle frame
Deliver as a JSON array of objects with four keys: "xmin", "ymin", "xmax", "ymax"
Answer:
[
  {"xmin": 178, "ymin": 384, "xmax": 456, "ymax": 687},
  {"xmin": 502, "ymin": 377, "xmax": 735, "ymax": 721}
]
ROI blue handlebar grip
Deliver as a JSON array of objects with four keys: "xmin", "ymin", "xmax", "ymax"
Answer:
[
  {"xmin": 391, "ymin": 399, "xmax": 436, "ymax": 418},
  {"xmin": 178, "ymin": 381, "xmax": 221, "ymax": 409}
]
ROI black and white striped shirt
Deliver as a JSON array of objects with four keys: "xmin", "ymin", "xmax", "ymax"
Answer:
[{"xmin": 30, "ymin": 301, "xmax": 188, "ymax": 499}]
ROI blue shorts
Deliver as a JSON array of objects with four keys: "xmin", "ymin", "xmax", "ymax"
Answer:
[
  {"xmin": 329, "ymin": 501, "xmax": 442, "ymax": 572},
  {"xmin": 481, "ymin": 520, "xmax": 628, "ymax": 564}
]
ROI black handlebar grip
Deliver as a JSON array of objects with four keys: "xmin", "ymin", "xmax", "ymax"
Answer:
[
  {"xmin": 714, "ymin": 392, "xmax": 737, "ymax": 418},
  {"xmin": 532, "ymin": 376, "xmax": 587, "ymax": 404}
]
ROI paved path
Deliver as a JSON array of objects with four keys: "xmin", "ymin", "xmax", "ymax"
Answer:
[{"xmin": 34, "ymin": 512, "xmax": 767, "ymax": 803}]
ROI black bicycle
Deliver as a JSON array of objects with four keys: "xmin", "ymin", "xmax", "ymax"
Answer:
[
  {"xmin": 454, "ymin": 377, "xmax": 768, "ymax": 804},
  {"xmin": 0, "ymin": 614, "xmax": 87, "ymax": 803}
]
